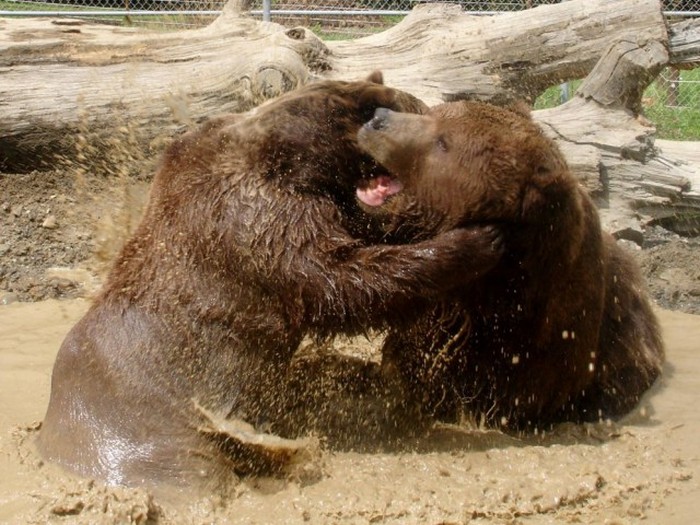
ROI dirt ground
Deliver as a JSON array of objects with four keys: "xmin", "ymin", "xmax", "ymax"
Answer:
[
  {"xmin": 1, "ymin": 164, "xmax": 700, "ymax": 524},
  {"xmin": 2, "ymin": 167, "xmax": 700, "ymax": 314}
]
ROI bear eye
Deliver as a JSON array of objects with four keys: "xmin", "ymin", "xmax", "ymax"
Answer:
[{"xmin": 436, "ymin": 135, "xmax": 448, "ymax": 152}]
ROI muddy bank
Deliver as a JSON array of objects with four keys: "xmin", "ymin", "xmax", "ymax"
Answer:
[
  {"xmin": 0, "ymin": 300, "xmax": 698, "ymax": 524},
  {"xmin": 2, "ymin": 155, "xmax": 700, "ymax": 523}
]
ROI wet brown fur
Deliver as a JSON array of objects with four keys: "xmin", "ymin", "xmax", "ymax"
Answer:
[
  {"xmin": 37, "ymin": 77, "xmax": 504, "ymax": 489},
  {"xmin": 358, "ymin": 100, "xmax": 665, "ymax": 430}
]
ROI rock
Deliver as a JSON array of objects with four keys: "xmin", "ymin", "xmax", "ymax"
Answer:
[
  {"xmin": 0, "ymin": 292, "xmax": 19, "ymax": 305},
  {"xmin": 42, "ymin": 215, "xmax": 58, "ymax": 229},
  {"xmin": 614, "ymin": 227, "xmax": 645, "ymax": 246},
  {"xmin": 45, "ymin": 267, "xmax": 96, "ymax": 289}
]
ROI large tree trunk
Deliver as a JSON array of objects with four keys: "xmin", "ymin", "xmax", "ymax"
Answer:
[{"xmin": 1, "ymin": 0, "xmax": 699, "ymax": 236}]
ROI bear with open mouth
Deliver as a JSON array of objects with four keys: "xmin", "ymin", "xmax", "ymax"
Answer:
[
  {"xmin": 357, "ymin": 100, "xmax": 665, "ymax": 430},
  {"xmin": 37, "ymin": 75, "xmax": 504, "ymax": 490}
]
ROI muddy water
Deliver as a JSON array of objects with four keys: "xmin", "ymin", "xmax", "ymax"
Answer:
[{"xmin": 0, "ymin": 300, "xmax": 698, "ymax": 524}]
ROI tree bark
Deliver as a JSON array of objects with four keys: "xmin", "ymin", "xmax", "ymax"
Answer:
[
  {"xmin": 534, "ymin": 36, "xmax": 700, "ymax": 237},
  {"xmin": 0, "ymin": 0, "xmax": 699, "ymax": 236}
]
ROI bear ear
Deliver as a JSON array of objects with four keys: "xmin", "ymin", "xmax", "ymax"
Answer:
[
  {"xmin": 521, "ymin": 166, "xmax": 572, "ymax": 220},
  {"xmin": 507, "ymin": 100, "xmax": 532, "ymax": 119},
  {"xmin": 365, "ymin": 71, "xmax": 385, "ymax": 85},
  {"xmin": 358, "ymin": 87, "xmax": 396, "ymax": 114}
]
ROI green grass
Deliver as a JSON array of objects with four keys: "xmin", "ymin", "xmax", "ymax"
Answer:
[
  {"xmin": 0, "ymin": 2, "xmax": 131, "ymax": 29},
  {"xmin": 309, "ymin": 24, "xmax": 355, "ymax": 41},
  {"xmin": 533, "ymin": 80, "xmax": 582, "ymax": 109},
  {"xmin": 309, "ymin": 15, "xmax": 405, "ymax": 41},
  {"xmin": 0, "ymin": 0, "xmax": 103, "ymax": 11},
  {"xmin": 0, "ymin": 1, "xmax": 218, "ymax": 28},
  {"xmin": 534, "ymin": 70, "xmax": 700, "ymax": 141},
  {"xmin": 643, "ymin": 68, "xmax": 700, "ymax": 141}
]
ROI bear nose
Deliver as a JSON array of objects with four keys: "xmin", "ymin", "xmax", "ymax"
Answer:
[{"xmin": 368, "ymin": 107, "xmax": 393, "ymax": 130}]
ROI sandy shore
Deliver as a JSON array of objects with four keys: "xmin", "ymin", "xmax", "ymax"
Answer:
[{"xmin": 0, "ymin": 299, "xmax": 698, "ymax": 524}]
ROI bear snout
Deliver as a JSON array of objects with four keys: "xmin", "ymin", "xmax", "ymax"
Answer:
[{"xmin": 366, "ymin": 107, "xmax": 394, "ymax": 131}]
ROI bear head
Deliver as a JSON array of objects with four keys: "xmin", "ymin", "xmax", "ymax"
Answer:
[
  {"xmin": 356, "ymin": 100, "xmax": 580, "ymax": 235},
  {"xmin": 240, "ymin": 72, "xmax": 428, "ymax": 202}
]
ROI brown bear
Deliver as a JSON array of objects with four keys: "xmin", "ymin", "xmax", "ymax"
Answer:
[
  {"xmin": 357, "ymin": 100, "xmax": 665, "ymax": 430},
  {"xmin": 37, "ymin": 75, "xmax": 503, "ymax": 490}
]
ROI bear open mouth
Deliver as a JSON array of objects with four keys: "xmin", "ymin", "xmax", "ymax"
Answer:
[{"xmin": 356, "ymin": 175, "xmax": 403, "ymax": 207}]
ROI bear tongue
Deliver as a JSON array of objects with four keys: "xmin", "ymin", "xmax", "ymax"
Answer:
[{"xmin": 356, "ymin": 175, "xmax": 403, "ymax": 207}]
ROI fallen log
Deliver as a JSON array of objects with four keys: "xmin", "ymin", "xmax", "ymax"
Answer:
[{"xmin": 0, "ymin": 0, "xmax": 699, "ymax": 237}]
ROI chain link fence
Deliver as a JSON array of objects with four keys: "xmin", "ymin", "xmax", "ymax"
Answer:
[
  {"xmin": 2, "ymin": 0, "xmax": 699, "ymax": 137},
  {"xmin": 2, "ymin": 0, "xmax": 697, "ymax": 32}
]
